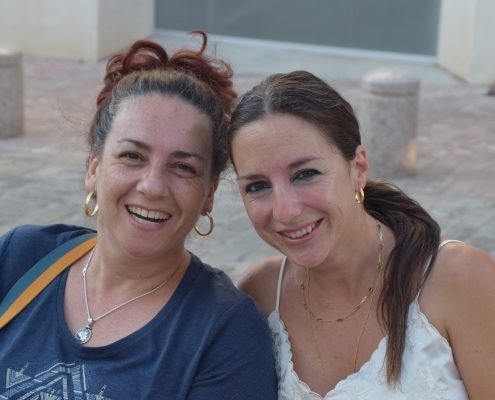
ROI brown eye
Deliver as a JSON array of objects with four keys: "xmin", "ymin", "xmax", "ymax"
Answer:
[
  {"xmin": 121, "ymin": 152, "xmax": 142, "ymax": 161},
  {"xmin": 174, "ymin": 163, "xmax": 196, "ymax": 175},
  {"xmin": 292, "ymin": 169, "xmax": 320, "ymax": 183},
  {"xmin": 245, "ymin": 181, "xmax": 271, "ymax": 194}
]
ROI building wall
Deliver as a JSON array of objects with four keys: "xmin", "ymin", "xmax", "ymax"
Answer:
[
  {"xmin": 156, "ymin": 0, "xmax": 441, "ymax": 56},
  {"xmin": 0, "ymin": 0, "xmax": 155, "ymax": 61},
  {"xmin": 438, "ymin": 0, "xmax": 495, "ymax": 84},
  {"xmin": 0, "ymin": 0, "xmax": 492, "ymax": 83},
  {"xmin": 98, "ymin": 0, "xmax": 155, "ymax": 59}
]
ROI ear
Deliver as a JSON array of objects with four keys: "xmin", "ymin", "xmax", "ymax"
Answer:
[
  {"xmin": 202, "ymin": 177, "xmax": 219, "ymax": 214},
  {"xmin": 351, "ymin": 145, "xmax": 369, "ymax": 190},
  {"xmin": 84, "ymin": 153, "xmax": 99, "ymax": 193}
]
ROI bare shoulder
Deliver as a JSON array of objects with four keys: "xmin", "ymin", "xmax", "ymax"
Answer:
[
  {"xmin": 423, "ymin": 241, "xmax": 495, "ymax": 332},
  {"xmin": 424, "ymin": 242, "xmax": 494, "ymax": 302},
  {"xmin": 238, "ymin": 255, "xmax": 284, "ymax": 316},
  {"xmin": 432, "ymin": 242, "xmax": 495, "ymax": 295},
  {"xmin": 424, "ymin": 242, "xmax": 495, "ymax": 396}
]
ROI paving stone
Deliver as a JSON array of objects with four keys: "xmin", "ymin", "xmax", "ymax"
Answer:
[{"xmin": 0, "ymin": 33, "xmax": 494, "ymax": 280}]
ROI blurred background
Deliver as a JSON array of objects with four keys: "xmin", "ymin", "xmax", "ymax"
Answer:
[{"xmin": 0, "ymin": 0, "xmax": 494, "ymax": 281}]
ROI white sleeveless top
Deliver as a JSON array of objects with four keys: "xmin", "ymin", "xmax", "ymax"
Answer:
[{"xmin": 268, "ymin": 240, "xmax": 469, "ymax": 399}]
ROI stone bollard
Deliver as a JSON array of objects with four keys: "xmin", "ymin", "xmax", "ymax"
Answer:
[
  {"xmin": 359, "ymin": 68, "xmax": 419, "ymax": 180},
  {"xmin": 0, "ymin": 44, "xmax": 23, "ymax": 138}
]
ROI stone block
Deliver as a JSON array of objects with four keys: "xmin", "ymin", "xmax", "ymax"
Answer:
[
  {"xmin": 0, "ymin": 0, "xmax": 154, "ymax": 61},
  {"xmin": 359, "ymin": 68, "xmax": 419, "ymax": 180},
  {"xmin": 0, "ymin": 44, "xmax": 23, "ymax": 138}
]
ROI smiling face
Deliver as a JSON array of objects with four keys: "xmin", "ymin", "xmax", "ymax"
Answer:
[
  {"xmin": 85, "ymin": 94, "xmax": 217, "ymax": 260},
  {"xmin": 232, "ymin": 113, "xmax": 368, "ymax": 269}
]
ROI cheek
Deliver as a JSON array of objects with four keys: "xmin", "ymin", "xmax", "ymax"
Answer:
[
  {"xmin": 320, "ymin": 189, "xmax": 352, "ymax": 220},
  {"xmin": 99, "ymin": 165, "xmax": 133, "ymax": 189},
  {"xmin": 172, "ymin": 177, "xmax": 211, "ymax": 210},
  {"xmin": 242, "ymin": 198, "xmax": 270, "ymax": 227}
]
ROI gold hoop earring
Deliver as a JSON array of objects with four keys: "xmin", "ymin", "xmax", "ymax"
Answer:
[
  {"xmin": 354, "ymin": 188, "xmax": 365, "ymax": 204},
  {"xmin": 84, "ymin": 191, "xmax": 99, "ymax": 217},
  {"xmin": 194, "ymin": 212, "xmax": 214, "ymax": 236}
]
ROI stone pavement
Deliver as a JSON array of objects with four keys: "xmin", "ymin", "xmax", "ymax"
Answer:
[{"xmin": 1, "ymin": 30, "xmax": 494, "ymax": 282}]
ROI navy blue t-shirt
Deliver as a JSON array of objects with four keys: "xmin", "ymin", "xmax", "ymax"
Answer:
[{"xmin": 0, "ymin": 224, "xmax": 277, "ymax": 399}]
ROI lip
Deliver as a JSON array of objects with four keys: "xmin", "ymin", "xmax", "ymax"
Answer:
[
  {"xmin": 126, "ymin": 204, "xmax": 171, "ymax": 230},
  {"xmin": 277, "ymin": 219, "xmax": 322, "ymax": 243}
]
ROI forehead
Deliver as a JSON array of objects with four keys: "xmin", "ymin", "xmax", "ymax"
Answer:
[
  {"xmin": 232, "ymin": 113, "xmax": 341, "ymax": 170},
  {"xmin": 234, "ymin": 113, "xmax": 331, "ymax": 152},
  {"xmin": 110, "ymin": 94, "xmax": 212, "ymax": 147}
]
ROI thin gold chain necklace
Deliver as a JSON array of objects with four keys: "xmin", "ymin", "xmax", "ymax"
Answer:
[
  {"xmin": 74, "ymin": 248, "xmax": 181, "ymax": 345},
  {"xmin": 302, "ymin": 272, "xmax": 374, "ymax": 323},
  {"xmin": 302, "ymin": 223, "xmax": 384, "ymax": 386}
]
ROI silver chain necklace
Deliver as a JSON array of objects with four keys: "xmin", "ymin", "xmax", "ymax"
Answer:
[{"xmin": 75, "ymin": 248, "xmax": 179, "ymax": 344}]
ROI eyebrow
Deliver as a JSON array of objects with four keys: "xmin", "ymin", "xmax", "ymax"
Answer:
[
  {"xmin": 237, "ymin": 173, "xmax": 265, "ymax": 181},
  {"xmin": 237, "ymin": 156, "xmax": 320, "ymax": 180},
  {"xmin": 171, "ymin": 150, "xmax": 205, "ymax": 162},
  {"xmin": 117, "ymin": 138, "xmax": 205, "ymax": 162},
  {"xmin": 118, "ymin": 138, "xmax": 151, "ymax": 150},
  {"xmin": 288, "ymin": 156, "xmax": 320, "ymax": 169}
]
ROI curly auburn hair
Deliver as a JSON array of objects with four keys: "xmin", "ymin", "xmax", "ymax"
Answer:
[{"xmin": 88, "ymin": 31, "xmax": 236, "ymax": 178}]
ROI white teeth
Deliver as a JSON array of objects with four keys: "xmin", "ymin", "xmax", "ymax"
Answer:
[
  {"xmin": 127, "ymin": 206, "xmax": 170, "ymax": 223},
  {"xmin": 284, "ymin": 222, "xmax": 317, "ymax": 239},
  {"xmin": 131, "ymin": 215, "xmax": 160, "ymax": 225}
]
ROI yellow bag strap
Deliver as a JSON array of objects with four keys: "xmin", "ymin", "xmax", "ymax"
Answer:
[{"xmin": 0, "ymin": 233, "xmax": 97, "ymax": 329}]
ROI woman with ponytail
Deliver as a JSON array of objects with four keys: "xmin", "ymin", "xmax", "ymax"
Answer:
[
  {"xmin": 0, "ymin": 33, "xmax": 277, "ymax": 399},
  {"xmin": 228, "ymin": 70, "xmax": 495, "ymax": 399}
]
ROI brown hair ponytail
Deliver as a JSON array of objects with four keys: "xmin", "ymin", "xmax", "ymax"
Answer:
[{"xmin": 363, "ymin": 181, "xmax": 440, "ymax": 383}]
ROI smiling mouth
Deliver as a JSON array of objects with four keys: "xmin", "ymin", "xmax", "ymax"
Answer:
[
  {"xmin": 126, "ymin": 206, "xmax": 171, "ymax": 225},
  {"xmin": 280, "ymin": 220, "xmax": 320, "ymax": 239}
]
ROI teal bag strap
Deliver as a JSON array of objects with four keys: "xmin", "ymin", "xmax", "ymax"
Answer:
[{"xmin": 0, "ymin": 233, "xmax": 97, "ymax": 329}]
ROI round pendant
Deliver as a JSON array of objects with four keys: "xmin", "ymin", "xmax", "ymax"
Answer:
[{"xmin": 75, "ymin": 326, "xmax": 92, "ymax": 344}]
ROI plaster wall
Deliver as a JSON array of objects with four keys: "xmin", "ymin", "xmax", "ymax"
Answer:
[
  {"xmin": 438, "ymin": 0, "xmax": 495, "ymax": 83},
  {"xmin": 469, "ymin": 0, "xmax": 495, "ymax": 83},
  {"xmin": 0, "ymin": 0, "xmax": 154, "ymax": 61},
  {"xmin": 98, "ymin": 0, "xmax": 155, "ymax": 59}
]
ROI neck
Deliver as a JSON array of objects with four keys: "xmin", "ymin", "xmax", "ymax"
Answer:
[
  {"xmin": 293, "ymin": 214, "xmax": 388, "ymax": 301},
  {"xmin": 86, "ymin": 241, "xmax": 190, "ymax": 297}
]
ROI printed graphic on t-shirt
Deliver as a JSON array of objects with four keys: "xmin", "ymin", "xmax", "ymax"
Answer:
[{"xmin": 1, "ymin": 363, "xmax": 111, "ymax": 400}]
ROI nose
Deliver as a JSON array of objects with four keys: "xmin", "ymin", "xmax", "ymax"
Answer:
[
  {"xmin": 136, "ymin": 166, "xmax": 170, "ymax": 198},
  {"xmin": 272, "ymin": 185, "xmax": 303, "ymax": 224}
]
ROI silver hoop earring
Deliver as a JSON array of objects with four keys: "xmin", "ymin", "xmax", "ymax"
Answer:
[
  {"xmin": 194, "ymin": 212, "xmax": 214, "ymax": 236},
  {"xmin": 84, "ymin": 191, "xmax": 99, "ymax": 217}
]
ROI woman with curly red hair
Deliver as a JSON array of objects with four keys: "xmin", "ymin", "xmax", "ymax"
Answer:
[{"xmin": 0, "ymin": 32, "xmax": 277, "ymax": 399}]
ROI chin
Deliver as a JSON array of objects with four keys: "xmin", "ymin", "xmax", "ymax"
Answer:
[
  {"xmin": 121, "ymin": 239, "xmax": 162, "ymax": 259},
  {"xmin": 291, "ymin": 258, "xmax": 321, "ymax": 269},
  {"xmin": 285, "ymin": 249, "xmax": 327, "ymax": 269}
]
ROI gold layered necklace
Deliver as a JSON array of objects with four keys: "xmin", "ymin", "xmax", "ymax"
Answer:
[
  {"xmin": 302, "ymin": 271, "xmax": 375, "ymax": 323},
  {"xmin": 300, "ymin": 222, "xmax": 384, "ymax": 386}
]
